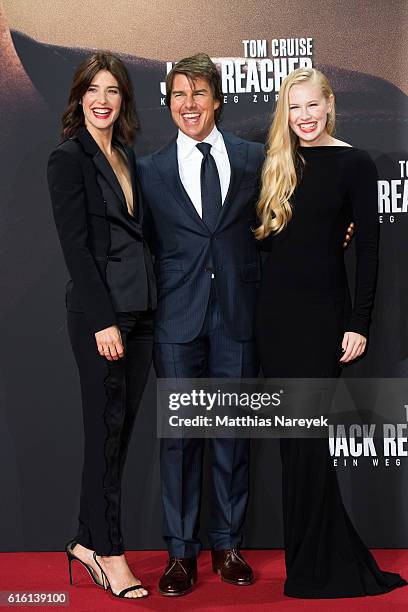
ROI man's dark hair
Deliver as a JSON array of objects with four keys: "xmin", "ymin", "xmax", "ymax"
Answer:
[{"xmin": 165, "ymin": 53, "xmax": 223, "ymax": 122}]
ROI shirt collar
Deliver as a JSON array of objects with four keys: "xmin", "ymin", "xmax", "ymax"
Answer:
[{"xmin": 177, "ymin": 125, "xmax": 223, "ymax": 159}]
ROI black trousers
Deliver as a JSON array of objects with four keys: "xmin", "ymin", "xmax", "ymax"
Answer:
[{"xmin": 67, "ymin": 310, "xmax": 153, "ymax": 556}]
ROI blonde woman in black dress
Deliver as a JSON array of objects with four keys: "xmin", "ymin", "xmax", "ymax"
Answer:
[{"xmin": 255, "ymin": 67, "xmax": 407, "ymax": 598}]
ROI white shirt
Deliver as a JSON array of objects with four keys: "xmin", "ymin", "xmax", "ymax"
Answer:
[{"xmin": 176, "ymin": 126, "xmax": 231, "ymax": 218}]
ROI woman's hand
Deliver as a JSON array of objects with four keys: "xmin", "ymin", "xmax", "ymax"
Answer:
[
  {"xmin": 95, "ymin": 325, "xmax": 124, "ymax": 361},
  {"xmin": 340, "ymin": 331, "xmax": 366, "ymax": 363}
]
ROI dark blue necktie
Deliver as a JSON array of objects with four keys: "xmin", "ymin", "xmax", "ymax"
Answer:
[{"xmin": 196, "ymin": 142, "xmax": 222, "ymax": 231}]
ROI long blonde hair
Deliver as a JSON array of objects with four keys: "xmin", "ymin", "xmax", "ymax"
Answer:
[{"xmin": 255, "ymin": 68, "xmax": 336, "ymax": 239}]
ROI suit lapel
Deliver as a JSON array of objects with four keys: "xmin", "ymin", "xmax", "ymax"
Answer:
[
  {"xmin": 153, "ymin": 139, "xmax": 209, "ymax": 231},
  {"xmin": 75, "ymin": 126, "xmax": 129, "ymax": 214},
  {"xmin": 152, "ymin": 132, "xmax": 248, "ymax": 232},
  {"xmin": 126, "ymin": 147, "xmax": 143, "ymax": 223},
  {"xmin": 215, "ymin": 131, "xmax": 248, "ymax": 230},
  {"xmin": 93, "ymin": 148, "xmax": 128, "ymax": 212}
]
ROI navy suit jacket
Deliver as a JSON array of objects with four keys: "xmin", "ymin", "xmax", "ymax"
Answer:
[{"xmin": 137, "ymin": 130, "xmax": 264, "ymax": 343}]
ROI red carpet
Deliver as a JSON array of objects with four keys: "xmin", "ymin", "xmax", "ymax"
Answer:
[{"xmin": 0, "ymin": 550, "xmax": 407, "ymax": 611}]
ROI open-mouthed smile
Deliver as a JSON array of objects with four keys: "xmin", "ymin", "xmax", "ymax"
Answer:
[
  {"xmin": 91, "ymin": 107, "xmax": 113, "ymax": 120},
  {"xmin": 298, "ymin": 121, "xmax": 317, "ymax": 133},
  {"xmin": 182, "ymin": 112, "xmax": 201, "ymax": 125}
]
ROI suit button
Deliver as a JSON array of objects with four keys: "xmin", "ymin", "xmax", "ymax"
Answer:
[{"xmin": 217, "ymin": 266, "xmax": 222, "ymax": 271}]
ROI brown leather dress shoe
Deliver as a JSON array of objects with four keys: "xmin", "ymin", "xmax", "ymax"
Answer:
[
  {"xmin": 158, "ymin": 556, "xmax": 197, "ymax": 596},
  {"xmin": 211, "ymin": 548, "xmax": 254, "ymax": 585}
]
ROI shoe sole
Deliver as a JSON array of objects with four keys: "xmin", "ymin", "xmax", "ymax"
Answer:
[
  {"xmin": 220, "ymin": 576, "xmax": 254, "ymax": 586},
  {"xmin": 158, "ymin": 585, "xmax": 194, "ymax": 597},
  {"xmin": 214, "ymin": 569, "xmax": 254, "ymax": 586},
  {"xmin": 158, "ymin": 578, "xmax": 196, "ymax": 597}
]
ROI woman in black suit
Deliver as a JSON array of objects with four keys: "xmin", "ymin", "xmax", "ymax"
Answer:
[{"xmin": 47, "ymin": 52, "xmax": 156, "ymax": 600}]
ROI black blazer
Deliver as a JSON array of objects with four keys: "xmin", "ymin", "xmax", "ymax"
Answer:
[{"xmin": 47, "ymin": 126, "xmax": 156, "ymax": 334}]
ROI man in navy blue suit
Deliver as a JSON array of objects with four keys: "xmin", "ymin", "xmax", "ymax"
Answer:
[{"xmin": 137, "ymin": 53, "xmax": 264, "ymax": 596}]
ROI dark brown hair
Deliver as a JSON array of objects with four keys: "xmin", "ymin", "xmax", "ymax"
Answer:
[
  {"xmin": 165, "ymin": 53, "xmax": 223, "ymax": 122},
  {"xmin": 61, "ymin": 51, "xmax": 137, "ymax": 145}
]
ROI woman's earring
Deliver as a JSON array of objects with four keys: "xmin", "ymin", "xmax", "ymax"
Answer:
[{"xmin": 78, "ymin": 100, "xmax": 82, "ymax": 106}]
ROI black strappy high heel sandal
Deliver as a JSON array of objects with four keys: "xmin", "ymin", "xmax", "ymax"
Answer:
[
  {"xmin": 66, "ymin": 540, "xmax": 104, "ymax": 588},
  {"xmin": 93, "ymin": 552, "xmax": 148, "ymax": 599}
]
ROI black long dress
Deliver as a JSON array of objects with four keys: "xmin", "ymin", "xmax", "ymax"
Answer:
[{"xmin": 255, "ymin": 146, "xmax": 407, "ymax": 598}]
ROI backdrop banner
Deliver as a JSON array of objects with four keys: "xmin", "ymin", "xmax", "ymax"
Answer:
[{"xmin": 0, "ymin": 0, "xmax": 407, "ymax": 551}]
